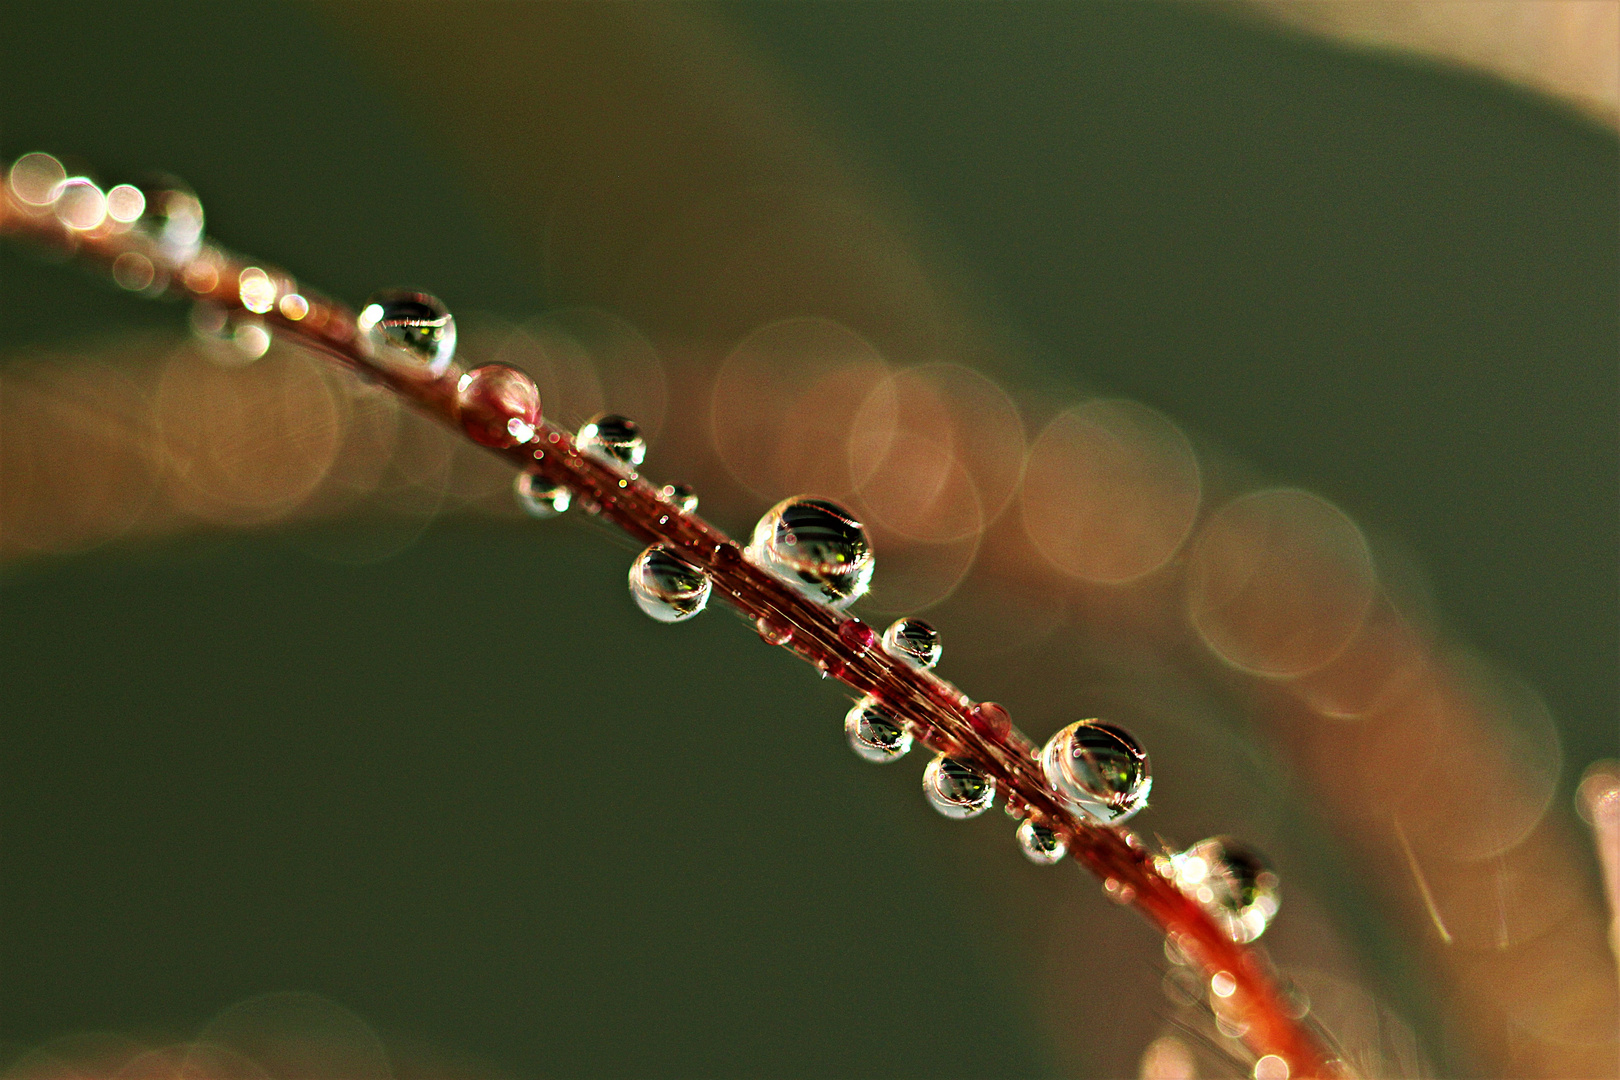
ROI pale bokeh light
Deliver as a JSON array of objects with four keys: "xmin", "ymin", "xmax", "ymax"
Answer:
[
  {"xmin": 1289, "ymin": 594, "xmax": 1430, "ymax": 720},
  {"xmin": 8, "ymin": 152, "xmax": 65, "ymax": 207},
  {"xmin": 848, "ymin": 363, "xmax": 1023, "ymax": 545},
  {"xmin": 1187, "ymin": 489, "xmax": 1377, "ymax": 678},
  {"xmin": 112, "ymin": 251, "xmax": 157, "ymax": 292},
  {"xmin": 712, "ymin": 316, "xmax": 889, "ymax": 502},
  {"xmin": 278, "ymin": 293, "xmax": 310, "ymax": 321},
  {"xmin": 155, "ymin": 343, "xmax": 341, "ymax": 526},
  {"xmin": 52, "ymin": 177, "xmax": 107, "ymax": 231},
  {"xmin": 104, "ymin": 183, "xmax": 146, "ymax": 224},
  {"xmin": 1138, "ymin": 1035, "xmax": 1198, "ymax": 1079},
  {"xmin": 237, "ymin": 267, "xmax": 277, "ymax": 315},
  {"xmin": 1021, "ymin": 399, "xmax": 1200, "ymax": 584}
]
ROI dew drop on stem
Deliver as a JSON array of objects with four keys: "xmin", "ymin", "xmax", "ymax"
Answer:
[{"xmin": 629, "ymin": 544, "xmax": 712, "ymax": 623}]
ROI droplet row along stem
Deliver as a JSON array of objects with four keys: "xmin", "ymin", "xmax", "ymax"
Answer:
[{"xmin": 0, "ymin": 166, "xmax": 1338, "ymax": 1079}]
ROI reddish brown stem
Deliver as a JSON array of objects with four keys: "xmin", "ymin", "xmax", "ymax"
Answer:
[{"xmin": 2, "ymin": 173, "xmax": 1338, "ymax": 1078}]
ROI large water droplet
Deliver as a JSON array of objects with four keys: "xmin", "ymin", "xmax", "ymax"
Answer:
[
  {"xmin": 882, "ymin": 617, "xmax": 941, "ymax": 668},
  {"xmin": 457, "ymin": 364, "xmax": 540, "ymax": 447},
  {"xmin": 1040, "ymin": 720, "xmax": 1151, "ymax": 824},
  {"xmin": 844, "ymin": 696, "xmax": 912, "ymax": 763},
  {"xmin": 577, "ymin": 414, "xmax": 646, "ymax": 470},
  {"xmin": 1170, "ymin": 836, "xmax": 1280, "ymax": 943},
  {"xmin": 629, "ymin": 544, "xmax": 711, "ymax": 623},
  {"xmin": 746, "ymin": 497, "xmax": 874, "ymax": 608},
  {"xmin": 923, "ymin": 754, "xmax": 996, "ymax": 819},
  {"xmin": 515, "ymin": 472, "xmax": 570, "ymax": 518},
  {"xmin": 358, "ymin": 290, "xmax": 457, "ymax": 375},
  {"xmin": 1017, "ymin": 819, "xmax": 1067, "ymax": 865}
]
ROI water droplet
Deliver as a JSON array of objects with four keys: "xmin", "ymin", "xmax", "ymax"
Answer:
[
  {"xmin": 845, "ymin": 696, "xmax": 912, "ymax": 763},
  {"xmin": 1039, "ymin": 720, "xmax": 1151, "ymax": 824},
  {"xmin": 457, "ymin": 364, "xmax": 540, "ymax": 447},
  {"xmin": 968, "ymin": 702, "xmax": 1012, "ymax": 740},
  {"xmin": 1170, "ymin": 836, "xmax": 1281, "ymax": 943},
  {"xmin": 838, "ymin": 619, "xmax": 877, "ymax": 654},
  {"xmin": 1016, "ymin": 820, "xmax": 1066, "ymax": 865},
  {"xmin": 136, "ymin": 178, "xmax": 205, "ymax": 259},
  {"xmin": 577, "ymin": 414, "xmax": 646, "ymax": 470},
  {"xmin": 1210, "ymin": 971, "xmax": 1238, "ymax": 998},
  {"xmin": 662, "ymin": 484, "xmax": 699, "ymax": 513},
  {"xmin": 1103, "ymin": 877, "xmax": 1136, "ymax": 904},
  {"xmin": 629, "ymin": 544, "xmax": 711, "ymax": 623},
  {"xmin": 923, "ymin": 754, "xmax": 995, "ymax": 819},
  {"xmin": 756, "ymin": 616, "xmax": 793, "ymax": 646},
  {"xmin": 882, "ymin": 617, "xmax": 941, "ymax": 668},
  {"xmin": 746, "ymin": 497, "xmax": 874, "ymax": 608},
  {"xmin": 357, "ymin": 290, "xmax": 457, "ymax": 375},
  {"xmin": 190, "ymin": 303, "xmax": 270, "ymax": 364},
  {"xmin": 515, "ymin": 473, "xmax": 570, "ymax": 518}
]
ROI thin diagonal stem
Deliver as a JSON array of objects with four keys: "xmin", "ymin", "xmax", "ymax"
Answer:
[{"xmin": 1, "ymin": 174, "xmax": 1339, "ymax": 1078}]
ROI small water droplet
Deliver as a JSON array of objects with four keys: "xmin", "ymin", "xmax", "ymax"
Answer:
[
  {"xmin": 1209, "ymin": 971, "xmax": 1238, "ymax": 998},
  {"xmin": 577, "ymin": 413, "xmax": 645, "ymax": 470},
  {"xmin": 357, "ymin": 290, "xmax": 457, "ymax": 375},
  {"xmin": 746, "ymin": 496, "xmax": 874, "ymax": 608},
  {"xmin": 457, "ymin": 364, "xmax": 540, "ymax": 447},
  {"xmin": 190, "ymin": 303, "xmax": 270, "ymax": 364},
  {"xmin": 968, "ymin": 702, "xmax": 1012, "ymax": 740},
  {"xmin": 662, "ymin": 484, "xmax": 699, "ymax": 513},
  {"xmin": 137, "ymin": 178, "xmax": 205, "ymax": 259},
  {"xmin": 1016, "ymin": 820, "xmax": 1066, "ymax": 865},
  {"xmin": 845, "ymin": 696, "xmax": 912, "ymax": 763},
  {"xmin": 515, "ymin": 473, "xmax": 570, "ymax": 518},
  {"xmin": 1170, "ymin": 836, "xmax": 1280, "ymax": 943},
  {"xmin": 1103, "ymin": 877, "xmax": 1136, "ymax": 904},
  {"xmin": 838, "ymin": 619, "xmax": 877, "ymax": 654},
  {"xmin": 881, "ymin": 617, "xmax": 941, "ymax": 668},
  {"xmin": 923, "ymin": 754, "xmax": 996, "ymax": 819},
  {"xmin": 1040, "ymin": 720, "xmax": 1151, "ymax": 824},
  {"xmin": 756, "ymin": 616, "xmax": 793, "ymax": 646},
  {"xmin": 628, "ymin": 544, "xmax": 711, "ymax": 623}
]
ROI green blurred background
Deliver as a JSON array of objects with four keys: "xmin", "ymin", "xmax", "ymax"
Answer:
[{"xmin": 2, "ymin": 3, "xmax": 1614, "ymax": 1077}]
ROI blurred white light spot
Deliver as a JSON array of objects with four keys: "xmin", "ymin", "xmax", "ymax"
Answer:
[
  {"xmin": 10, "ymin": 152, "xmax": 65, "ymax": 206},
  {"xmin": 53, "ymin": 178, "xmax": 107, "ymax": 230},
  {"xmin": 1211, "ymin": 971, "xmax": 1237, "ymax": 998},
  {"xmin": 239, "ymin": 267, "xmax": 276, "ymax": 314},
  {"xmin": 1253, "ymin": 1054, "xmax": 1289, "ymax": 1080},
  {"xmin": 105, "ymin": 183, "xmax": 146, "ymax": 223}
]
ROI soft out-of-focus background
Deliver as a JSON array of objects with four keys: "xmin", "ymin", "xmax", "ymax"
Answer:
[{"xmin": 1, "ymin": 3, "xmax": 1615, "ymax": 1078}]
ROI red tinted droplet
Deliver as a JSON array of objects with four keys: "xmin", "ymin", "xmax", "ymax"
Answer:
[
  {"xmin": 968, "ymin": 701, "xmax": 1012, "ymax": 740},
  {"xmin": 456, "ymin": 363, "xmax": 540, "ymax": 448},
  {"xmin": 838, "ymin": 619, "xmax": 877, "ymax": 654},
  {"xmin": 757, "ymin": 616, "xmax": 793, "ymax": 646}
]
